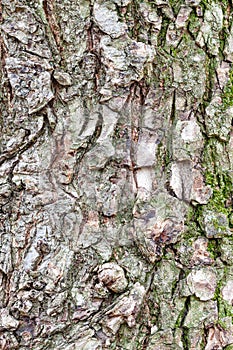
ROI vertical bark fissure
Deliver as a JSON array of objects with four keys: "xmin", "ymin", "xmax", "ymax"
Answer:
[{"xmin": 1, "ymin": 0, "xmax": 233, "ymax": 349}]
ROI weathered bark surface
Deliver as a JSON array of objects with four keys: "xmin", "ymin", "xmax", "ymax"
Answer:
[{"xmin": 0, "ymin": 0, "xmax": 233, "ymax": 349}]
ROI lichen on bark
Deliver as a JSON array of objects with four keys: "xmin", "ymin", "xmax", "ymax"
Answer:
[{"xmin": 0, "ymin": 0, "xmax": 233, "ymax": 349}]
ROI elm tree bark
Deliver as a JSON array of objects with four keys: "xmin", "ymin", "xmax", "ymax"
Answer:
[{"xmin": 0, "ymin": 0, "xmax": 233, "ymax": 349}]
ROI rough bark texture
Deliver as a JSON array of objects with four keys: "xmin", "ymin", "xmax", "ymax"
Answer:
[{"xmin": 0, "ymin": 0, "xmax": 233, "ymax": 349}]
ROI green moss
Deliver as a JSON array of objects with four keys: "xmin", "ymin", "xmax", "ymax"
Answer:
[
  {"xmin": 218, "ymin": 298, "xmax": 233, "ymax": 320},
  {"xmin": 182, "ymin": 327, "xmax": 190, "ymax": 350},
  {"xmin": 202, "ymin": 138, "xmax": 233, "ymax": 224},
  {"xmin": 207, "ymin": 239, "xmax": 219, "ymax": 259},
  {"xmin": 184, "ymin": 204, "xmax": 204, "ymax": 235},
  {"xmin": 175, "ymin": 297, "xmax": 190, "ymax": 329},
  {"xmin": 204, "ymin": 57, "xmax": 218, "ymax": 103},
  {"xmin": 168, "ymin": 0, "xmax": 182, "ymax": 15},
  {"xmin": 200, "ymin": 68, "xmax": 233, "ymax": 225},
  {"xmin": 225, "ymin": 345, "xmax": 233, "ymax": 350},
  {"xmin": 217, "ymin": 319, "xmax": 228, "ymax": 330},
  {"xmin": 200, "ymin": 0, "xmax": 211, "ymax": 8},
  {"xmin": 157, "ymin": 18, "xmax": 170, "ymax": 47},
  {"xmin": 213, "ymin": 274, "xmax": 233, "ymax": 326},
  {"xmin": 188, "ymin": 11, "xmax": 201, "ymax": 39},
  {"xmin": 205, "ymin": 172, "xmax": 232, "ymax": 214},
  {"xmin": 170, "ymin": 47, "xmax": 178, "ymax": 58},
  {"xmin": 222, "ymin": 68, "xmax": 233, "ymax": 108}
]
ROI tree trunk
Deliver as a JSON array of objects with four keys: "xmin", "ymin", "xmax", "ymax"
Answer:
[{"xmin": 0, "ymin": 0, "xmax": 233, "ymax": 349}]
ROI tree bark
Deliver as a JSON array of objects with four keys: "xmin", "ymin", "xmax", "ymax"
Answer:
[{"xmin": 0, "ymin": 0, "xmax": 233, "ymax": 349}]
